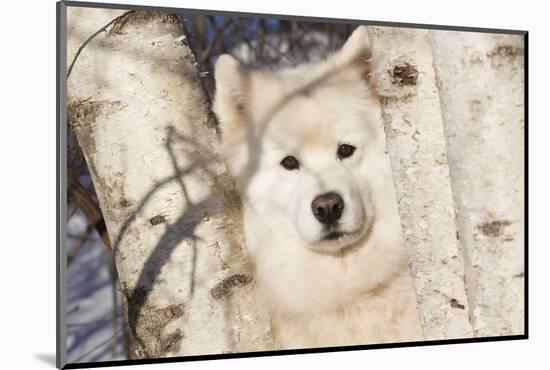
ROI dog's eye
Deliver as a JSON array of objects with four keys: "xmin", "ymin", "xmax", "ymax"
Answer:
[
  {"xmin": 337, "ymin": 144, "xmax": 356, "ymax": 159},
  {"xmin": 281, "ymin": 156, "xmax": 300, "ymax": 170}
]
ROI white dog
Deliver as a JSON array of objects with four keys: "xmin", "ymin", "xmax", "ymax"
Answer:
[{"xmin": 214, "ymin": 26, "xmax": 423, "ymax": 348}]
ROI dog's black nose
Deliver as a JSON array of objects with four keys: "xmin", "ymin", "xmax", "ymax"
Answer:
[{"xmin": 311, "ymin": 192, "xmax": 344, "ymax": 225}]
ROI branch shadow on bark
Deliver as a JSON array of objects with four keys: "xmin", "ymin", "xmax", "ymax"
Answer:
[{"xmin": 114, "ymin": 127, "xmax": 221, "ymax": 358}]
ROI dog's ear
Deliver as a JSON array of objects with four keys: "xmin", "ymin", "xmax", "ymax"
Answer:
[
  {"xmin": 213, "ymin": 55, "xmax": 251, "ymax": 179},
  {"xmin": 336, "ymin": 26, "xmax": 373, "ymax": 79},
  {"xmin": 213, "ymin": 55, "xmax": 249, "ymax": 127}
]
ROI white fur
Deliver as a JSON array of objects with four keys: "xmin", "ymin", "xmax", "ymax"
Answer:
[{"xmin": 214, "ymin": 26, "xmax": 423, "ymax": 348}]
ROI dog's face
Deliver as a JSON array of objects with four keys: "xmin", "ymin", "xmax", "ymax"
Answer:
[{"xmin": 214, "ymin": 27, "xmax": 387, "ymax": 254}]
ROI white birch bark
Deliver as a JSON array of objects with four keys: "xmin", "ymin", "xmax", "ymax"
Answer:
[
  {"xmin": 431, "ymin": 32, "xmax": 525, "ymax": 336},
  {"xmin": 367, "ymin": 27, "xmax": 474, "ymax": 340},
  {"xmin": 67, "ymin": 7, "xmax": 276, "ymax": 358}
]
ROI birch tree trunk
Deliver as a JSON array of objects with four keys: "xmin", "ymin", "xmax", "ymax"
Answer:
[
  {"xmin": 368, "ymin": 27, "xmax": 474, "ymax": 340},
  {"xmin": 431, "ymin": 32, "xmax": 525, "ymax": 336},
  {"xmin": 67, "ymin": 8, "xmax": 276, "ymax": 358},
  {"xmin": 367, "ymin": 27, "xmax": 524, "ymax": 338}
]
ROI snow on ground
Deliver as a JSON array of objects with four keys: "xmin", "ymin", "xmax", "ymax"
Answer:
[{"xmin": 66, "ymin": 210, "xmax": 126, "ymax": 363}]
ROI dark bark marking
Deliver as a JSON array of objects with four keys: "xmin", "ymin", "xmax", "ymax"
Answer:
[{"xmin": 211, "ymin": 274, "xmax": 253, "ymax": 300}]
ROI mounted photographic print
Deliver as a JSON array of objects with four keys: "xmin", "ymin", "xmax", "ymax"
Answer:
[{"xmin": 57, "ymin": 1, "xmax": 527, "ymax": 368}]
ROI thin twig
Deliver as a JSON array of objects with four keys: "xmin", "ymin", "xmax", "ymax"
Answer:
[
  {"xmin": 68, "ymin": 168, "xmax": 112, "ymax": 251},
  {"xmin": 199, "ymin": 18, "xmax": 233, "ymax": 64},
  {"xmin": 67, "ymin": 11, "xmax": 134, "ymax": 78},
  {"xmin": 67, "ymin": 223, "xmax": 95, "ymax": 265}
]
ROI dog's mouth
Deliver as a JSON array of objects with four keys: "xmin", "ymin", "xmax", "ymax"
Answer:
[
  {"xmin": 314, "ymin": 223, "xmax": 368, "ymax": 252},
  {"xmin": 305, "ymin": 206, "xmax": 372, "ymax": 253},
  {"xmin": 310, "ymin": 227, "xmax": 365, "ymax": 254},
  {"xmin": 323, "ymin": 230, "xmax": 346, "ymax": 241},
  {"xmin": 320, "ymin": 224, "xmax": 359, "ymax": 242}
]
